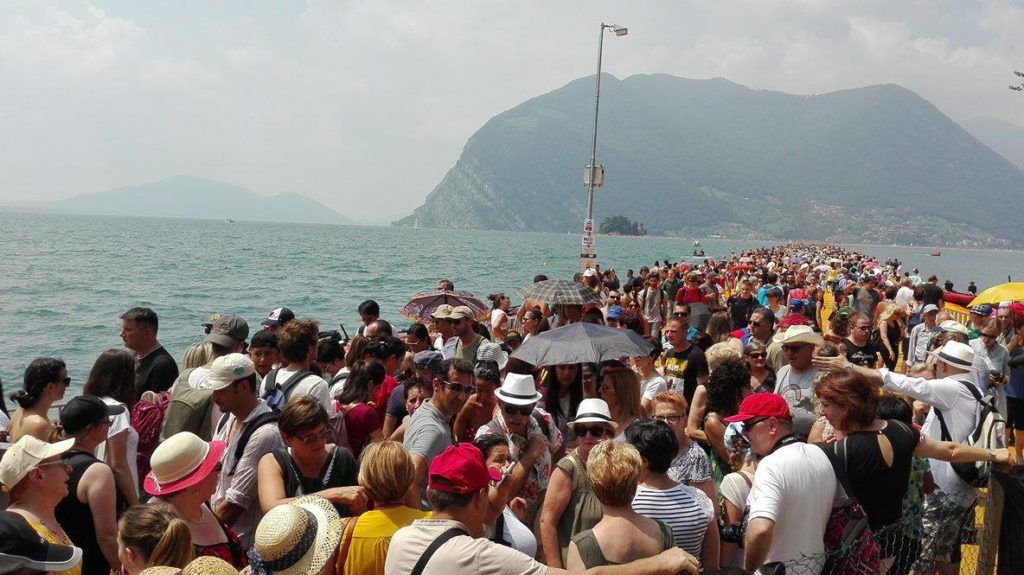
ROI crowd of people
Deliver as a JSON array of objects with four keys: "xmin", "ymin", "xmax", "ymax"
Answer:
[{"xmin": 0, "ymin": 242, "xmax": 1018, "ymax": 575}]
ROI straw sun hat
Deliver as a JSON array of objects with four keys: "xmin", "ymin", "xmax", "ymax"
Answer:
[
  {"xmin": 144, "ymin": 432, "xmax": 226, "ymax": 496},
  {"xmin": 249, "ymin": 496, "xmax": 343, "ymax": 575}
]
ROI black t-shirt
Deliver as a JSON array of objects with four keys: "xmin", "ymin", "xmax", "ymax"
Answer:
[
  {"xmin": 137, "ymin": 345, "xmax": 179, "ymax": 394},
  {"xmin": 835, "ymin": 420, "xmax": 920, "ymax": 531},
  {"xmin": 727, "ymin": 294, "xmax": 759, "ymax": 330},
  {"xmin": 921, "ymin": 283, "xmax": 944, "ymax": 307},
  {"xmin": 271, "ymin": 445, "xmax": 358, "ymax": 516},
  {"xmin": 845, "ymin": 339, "xmax": 879, "ymax": 367},
  {"xmin": 662, "ymin": 345, "xmax": 709, "ymax": 404}
]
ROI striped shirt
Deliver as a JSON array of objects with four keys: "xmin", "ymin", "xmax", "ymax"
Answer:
[{"xmin": 632, "ymin": 483, "xmax": 714, "ymax": 560}]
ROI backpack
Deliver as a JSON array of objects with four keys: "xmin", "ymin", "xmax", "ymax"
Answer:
[
  {"xmin": 933, "ymin": 378, "xmax": 1006, "ymax": 487},
  {"xmin": 329, "ymin": 400, "xmax": 352, "ymax": 451},
  {"xmin": 815, "ymin": 440, "xmax": 882, "ymax": 575},
  {"xmin": 261, "ymin": 369, "xmax": 314, "ymax": 411},
  {"xmin": 215, "ymin": 410, "xmax": 280, "ymax": 476},
  {"xmin": 132, "ymin": 391, "xmax": 171, "ymax": 481},
  {"xmin": 160, "ymin": 368, "xmax": 216, "ymax": 441}
]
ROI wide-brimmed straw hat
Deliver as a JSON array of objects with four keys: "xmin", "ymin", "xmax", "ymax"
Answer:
[
  {"xmin": 144, "ymin": 432, "xmax": 226, "ymax": 496},
  {"xmin": 929, "ymin": 341, "xmax": 976, "ymax": 371},
  {"xmin": 771, "ymin": 324, "xmax": 824, "ymax": 347},
  {"xmin": 181, "ymin": 556, "xmax": 238, "ymax": 575},
  {"xmin": 495, "ymin": 373, "xmax": 542, "ymax": 406},
  {"xmin": 249, "ymin": 495, "xmax": 343, "ymax": 575},
  {"xmin": 569, "ymin": 398, "xmax": 617, "ymax": 429}
]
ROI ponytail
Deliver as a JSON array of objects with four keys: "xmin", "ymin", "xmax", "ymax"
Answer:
[
  {"xmin": 147, "ymin": 517, "xmax": 193, "ymax": 569},
  {"xmin": 118, "ymin": 503, "xmax": 193, "ymax": 570}
]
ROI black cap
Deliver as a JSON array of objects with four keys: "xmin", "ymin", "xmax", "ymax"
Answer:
[
  {"xmin": 59, "ymin": 395, "xmax": 125, "ymax": 436},
  {"xmin": 261, "ymin": 307, "xmax": 295, "ymax": 327},
  {"xmin": 0, "ymin": 511, "xmax": 82, "ymax": 574}
]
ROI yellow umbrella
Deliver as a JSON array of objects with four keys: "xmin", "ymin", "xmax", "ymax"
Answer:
[{"xmin": 968, "ymin": 282, "xmax": 1024, "ymax": 307}]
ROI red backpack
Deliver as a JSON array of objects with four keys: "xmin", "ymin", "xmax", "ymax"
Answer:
[{"xmin": 132, "ymin": 391, "xmax": 172, "ymax": 482}]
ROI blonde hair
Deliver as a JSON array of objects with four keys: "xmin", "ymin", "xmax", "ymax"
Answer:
[
  {"xmin": 358, "ymin": 441, "xmax": 416, "ymax": 503},
  {"xmin": 118, "ymin": 502, "xmax": 194, "ymax": 569},
  {"xmin": 587, "ymin": 440, "xmax": 642, "ymax": 507},
  {"xmin": 181, "ymin": 342, "xmax": 212, "ymax": 371},
  {"xmin": 705, "ymin": 342, "xmax": 742, "ymax": 373},
  {"xmin": 601, "ymin": 368, "xmax": 642, "ymax": 420}
]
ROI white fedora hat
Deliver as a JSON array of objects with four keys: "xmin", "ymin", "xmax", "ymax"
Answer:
[
  {"xmin": 569, "ymin": 398, "xmax": 617, "ymax": 429},
  {"xmin": 495, "ymin": 373, "xmax": 542, "ymax": 406},
  {"xmin": 772, "ymin": 324, "xmax": 824, "ymax": 347},
  {"xmin": 930, "ymin": 341, "xmax": 976, "ymax": 371}
]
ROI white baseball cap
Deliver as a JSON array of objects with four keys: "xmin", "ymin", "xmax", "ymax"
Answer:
[
  {"xmin": 202, "ymin": 353, "xmax": 256, "ymax": 391},
  {"xmin": 0, "ymin": 435, "xmax": 74, "ymax": 490}
]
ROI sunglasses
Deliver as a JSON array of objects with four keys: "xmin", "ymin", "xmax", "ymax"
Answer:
[
  {"xmin": 740, "ymin": 417, "xmax": 768, "ymax": 437},
  {"xmin": 442, "ymin": 380, "xmax": 476, "ymax": 395},
  {"xmin": 652, "ymin": 414, "xmax": 683, "ymax": 424},
  {"xmin": 672, "ymin": 312, "xmax": 689, "ymax": 318},
  {"xmin": 749, "ymin": 321, "xmax": 761, "ymax": 327},
  {"xmin": 746, "ymin": 352, "xmax": 767, "ymax": 359},
  {"xmin": 59, "ymin": 377, "xmax": 71, "ymax": 387},
  {"xmin": 782, "ymin": 345, "xmax": 809, "ymax": 353},
  {"xmin": 502, "ymin": 403, "xmax": 535, "ymax": 416},
  {"xmin": 574, "ymin": 425, "xmax": 609, "ymax": 438}
]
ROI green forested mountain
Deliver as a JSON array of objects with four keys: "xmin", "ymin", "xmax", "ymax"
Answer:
[{"xmin": 397, "ymin": 74, "xmax": 1024, "ymax": 246}]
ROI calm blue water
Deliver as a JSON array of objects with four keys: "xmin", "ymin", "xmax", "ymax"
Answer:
[{"xmin": 1, "ymin": 211, "xmax": 1021, "ymax": 394}]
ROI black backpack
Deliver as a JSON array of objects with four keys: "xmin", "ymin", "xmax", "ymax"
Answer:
[{"xmin": 215, "ymin": 410, "xmax": 280, "ymax": 477}]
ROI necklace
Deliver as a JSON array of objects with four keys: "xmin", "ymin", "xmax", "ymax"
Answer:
[
  {"xmin": 183, "ymin": 507, "xmax": 207, "ymax": 525},
  {"xmin": 10, "ymin": 507, "xmax": 72, "ymax": 545}
]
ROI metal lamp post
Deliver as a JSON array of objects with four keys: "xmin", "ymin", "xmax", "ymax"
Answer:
[{"xmin": 580, "ymin": 23, "xmax": 627, "ymax": 272}]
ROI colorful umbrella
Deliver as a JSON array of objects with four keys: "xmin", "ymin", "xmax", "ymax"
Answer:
[
  {"xmin": 402, "ymin": 290, "xmax": 488, "ymax": 322},
  {"xmin": 510, "ymin": 322, "xmax": 654, "ymax": 365},
  {"xmin": 518, "ymin": 279, "xmax": 601, "ymax": 306},
  {"xmin": 968, "ymin": 283, "xmax": 1024, "ymax": 307}
]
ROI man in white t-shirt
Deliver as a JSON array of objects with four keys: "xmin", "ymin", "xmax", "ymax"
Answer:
[
  {"xmin": 385, "ymin": 443, "xmax": 699, "ymax": 575},
  {"xmin": 728, "ymin": 393, "xmax": 837, "ymax": 573},
  {"xmin": 261, "ymin": 318, "xmax": 332, "ymax": 413}
]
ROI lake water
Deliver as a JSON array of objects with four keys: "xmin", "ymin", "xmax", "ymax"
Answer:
[{"xmin": 2, "ymin": 211, "xmax": 1021, "ymax": 394}]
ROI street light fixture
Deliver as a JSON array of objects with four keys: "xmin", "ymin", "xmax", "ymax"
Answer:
[{"xmin": 580, "ymin": 22, "xmax": 627, "ymax": 272}]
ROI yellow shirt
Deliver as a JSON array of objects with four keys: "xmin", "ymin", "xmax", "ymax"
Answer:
[
  {"xmin": 24, "ymin": 518, "xmax": 82, "ymax": 575},
  {"xmin": 338, "ymin": 506, "xmax": 430, "ymax": 575}
]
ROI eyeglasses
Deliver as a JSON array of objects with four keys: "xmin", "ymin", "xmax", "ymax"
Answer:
[
  {"xmin": 854, "ymin": 325, "xmax": 872, "ymax": 331},
  {"xmin": 740, "ymin": 418, "xmax": 768, "ymax": 437},
  {"xmin": 502, "ymin": 403, "xmax": 535, "ymax": 416},
  {"xmin": 442, "ymin": 380, "xmax": 476, "ymax": 395},
  {"xmin": 297, "ymin": 429, "xmax": 330, "ymax": 444},
  {"xmin": 746, "ymin": 352, "xmax": 767, "ymax": 359},
  {"xmin": 35, "ymin": 459, "xmax": 71, "ymax": 472},
  {"xmin": 652, "ymin": 414, "xmax": 683, "ymax": 424},
  {"xmin": 574, "ymin": 425, "xmax": 609, "ymax": 438}
]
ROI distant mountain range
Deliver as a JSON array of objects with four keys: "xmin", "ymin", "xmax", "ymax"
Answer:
[
  {"xmin": 396, "ymin": 74, "xmax": 1024, "ymax": 246},
  {"xmin": 961, "ymin": 116, "xmax": 1024, "ymax": 173},
  {"xmin": 3, "ymin": 176, "xmax": 352, "ymax": 225}
]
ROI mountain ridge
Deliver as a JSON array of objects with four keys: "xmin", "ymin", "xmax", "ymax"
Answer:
[
  {"xmin": 3, "ymin": 175, "xmax": 353, "ymax": 225},
  {"xmin": 397, "ymin": 74, "xmax": 1024, "ymax": 247}
]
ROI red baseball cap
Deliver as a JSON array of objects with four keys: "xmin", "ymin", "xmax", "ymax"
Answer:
[
  {"xmin": 428, "ymin": 443, "xmax": 502, "ymax": 495},
  {"xmin": 725, "ymin": 393, "xmax": 792, "ymax": 423}
]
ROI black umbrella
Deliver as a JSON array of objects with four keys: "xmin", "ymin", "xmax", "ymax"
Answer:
[{"xmin": 510, "ymin": 322, "xmax": 654, "ymax": 366}]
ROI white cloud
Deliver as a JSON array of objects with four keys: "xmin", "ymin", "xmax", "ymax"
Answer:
[{"xmin": 0, "ymin": 1, "xmax": 1021, "ymax": 220}]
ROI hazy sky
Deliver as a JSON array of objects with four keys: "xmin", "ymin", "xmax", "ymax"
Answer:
[{"xmin": 2, "ymin": 1, "xmax": 1021, "ymax": 221}]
